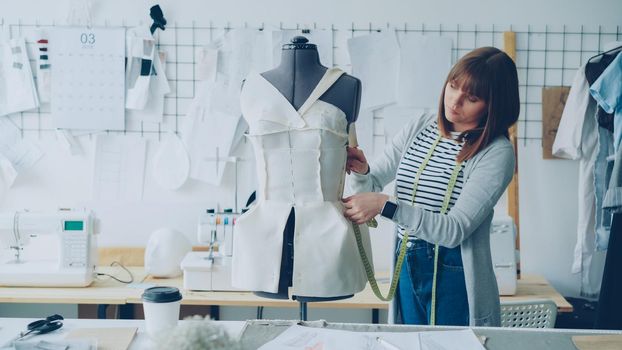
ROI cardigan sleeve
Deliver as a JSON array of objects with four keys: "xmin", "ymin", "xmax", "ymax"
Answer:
[
  {"xmin": 349, "ymin": 114, "xmax": 434, "ymax": 194},
  {"xmin": 391, "ymin": 140, "xmax": 516, "ymax": 248}
]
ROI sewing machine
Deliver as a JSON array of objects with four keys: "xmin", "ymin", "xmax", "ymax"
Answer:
[
  {"xmin": 490, "ymin": 216, "xmax": 518, "ymax": 295},
  {"xmin": 0, "ymin": 209, "xmax": 98, "ymax": 287},
  {"xmin": 181, "ymin": 209, "xmax": 244, "ymax": 291}
]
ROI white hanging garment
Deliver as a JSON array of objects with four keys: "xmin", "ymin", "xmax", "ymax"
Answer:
[
  {"xmin": 0, "ymin": 38, "xmax": 40, "ymax": 116},
  {"xmin": 125, "ymin": 27, "xmax": 156, "ymax": 110},
  {"xmin": 233, "ymin": 68, "xmax": 374, "ymax": 297},
  {"xmin": 127, "ymin": 50, "xmax": 170, "ymax": 123},
  {"xmin": 152, "ymin": 132, "xmax": 190, "ymax": 190}
]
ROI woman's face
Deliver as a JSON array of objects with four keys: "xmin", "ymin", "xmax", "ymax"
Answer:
[{"xmin": 443, "ymin": 80, "xmax": 488, "ymax": 132}]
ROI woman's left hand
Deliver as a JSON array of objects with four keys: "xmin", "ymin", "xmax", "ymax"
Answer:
[{"xmin": 342, "ymin": 193, "xmax": 389, "ymax": 224}]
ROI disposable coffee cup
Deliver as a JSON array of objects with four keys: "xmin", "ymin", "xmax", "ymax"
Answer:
[{"xmin": 142, "ymin": 286, "xmax": 183, "ymax": 338}]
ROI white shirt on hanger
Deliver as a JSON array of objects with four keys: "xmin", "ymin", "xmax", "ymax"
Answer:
[{"xmin": 552, "ymin": 64, "xmax": 603, "ymax": 297}]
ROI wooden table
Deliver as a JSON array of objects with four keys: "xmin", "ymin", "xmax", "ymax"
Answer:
[
  {"xmin": 500, "ymin": 274, "xmax": 573, "ymax": 313},
  {"xmin": 132, "ymin": 272, "xmax": 572, "ymax": 311},
  {"xmin": 0, "ymin": 267, "xmax": 148, "ymax": 305},
  {"xmin": 0, "ymin": 267, "xmax": 572, "ymax": 321}
]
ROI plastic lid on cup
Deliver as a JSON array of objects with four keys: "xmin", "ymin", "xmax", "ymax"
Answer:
[{"xmin": 142, "ymin": 286, "xmax": 182, "ymax": 303}]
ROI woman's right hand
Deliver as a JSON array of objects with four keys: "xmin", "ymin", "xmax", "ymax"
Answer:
[{"xmin": 346, "ymin": 146, "xmax": 369, "ymax": 175}]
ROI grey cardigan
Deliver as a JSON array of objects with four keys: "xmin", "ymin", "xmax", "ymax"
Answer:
[{"xmin": 350, "ymin": 114, "xmax": 515, "ymax": 326}]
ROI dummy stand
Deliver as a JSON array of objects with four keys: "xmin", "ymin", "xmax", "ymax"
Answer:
[
  {"xmin": 255, "ymin": 302, "xmax": 308, "ymax": 321},
  {"xmin": 253, "ymin": 208, "xmax": 353, "ymax": 321}
]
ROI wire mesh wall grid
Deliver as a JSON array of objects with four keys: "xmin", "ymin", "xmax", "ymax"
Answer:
[{"xmin": 1, "ymin": 20, "xmax": 620, "ymax": 147}]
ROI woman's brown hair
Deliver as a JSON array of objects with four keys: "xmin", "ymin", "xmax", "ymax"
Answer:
[{"xmin": 438, "ymin": 47, "xmax": 520, "ymax": 162}]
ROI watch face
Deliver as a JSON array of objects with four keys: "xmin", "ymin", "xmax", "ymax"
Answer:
[{"xmin": 382, "ymin": 201, "xmax": 397, "ymax": 219}]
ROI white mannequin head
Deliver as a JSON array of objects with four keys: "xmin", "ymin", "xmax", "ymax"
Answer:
[{"xmin": 145, "ymin": 228, "xmax": 191, "ymax": 278}]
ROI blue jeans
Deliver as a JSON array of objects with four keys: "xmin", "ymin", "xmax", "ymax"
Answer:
[{"xmin": 396, "ymin": 239, "xmax": 469, "ymax": 325}]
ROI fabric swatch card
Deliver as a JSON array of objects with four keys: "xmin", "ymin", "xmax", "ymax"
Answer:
[
  {"xmin": 0, "ymin": 38, "xmax": 40, "ymax": 116},
  {"xmin": 50, "ymin": 27, "xmax": 125, "ymax": 130},
  {"xmin": 35, "ymin": 29, "xmax": 52, "ymax": 103}
]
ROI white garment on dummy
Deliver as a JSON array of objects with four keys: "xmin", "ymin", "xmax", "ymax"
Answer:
[
  {"xmin": 552, "ymin": 65, "xmax": 603, "ymax": 296},
  {"xmin": 233, "ymin": 68, "xmax": 373, "ymax": 297}
]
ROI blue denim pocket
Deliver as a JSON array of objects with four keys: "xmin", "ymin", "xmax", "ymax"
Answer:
[{"xmin": 440, "ymin": 246, "xmax": 464, "ymax": 271}]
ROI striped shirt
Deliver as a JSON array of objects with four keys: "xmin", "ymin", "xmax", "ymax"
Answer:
[{"xmin": 396, "ymin": 122, "xmax": 465, "ymax": 241}]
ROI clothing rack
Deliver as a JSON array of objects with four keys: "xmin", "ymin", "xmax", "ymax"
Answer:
[{"xmin": 587, "ymin": 44, "xmax": 622, "ymax": 63}]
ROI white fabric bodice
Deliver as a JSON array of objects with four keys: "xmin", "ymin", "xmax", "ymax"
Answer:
[{"xmin": 232, "ymin": 68, "xmax": 373, "ymax": 297}]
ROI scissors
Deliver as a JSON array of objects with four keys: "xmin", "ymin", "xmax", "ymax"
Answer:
[{"xmin": 14, "ymin": 314, "xmax": 64, "ymax": 341}]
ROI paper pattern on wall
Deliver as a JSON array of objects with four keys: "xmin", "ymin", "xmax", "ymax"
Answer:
[
  {"xmin": 0, "ymin": 38, "xmax": 40, "ymax": 116},
  {"xmin": 127, "ymin": 50, "xmax": 170, "ymax": 123},
  {"xmin": 179, "ymin": 29, "xmax": 270, "ymax": 185},
  {"xmin": 92, "ymin": 134, "xmax": 146, "ymax": 201},
  {"xmin": 181, "ymin": 80, "xmax": 247, "ymax": 186},
  {"xmin": 377, "ymin": 105, "xmax": 428, "ymax": 140},
  {"xmin": 397, "ymin": 34, "xmax": 452, "ymax": 108},
  {"xmin": 347, "ymin": 31, "xmax": 400, "ymax": 111},
  {"xmin": 0, "ymin": 118, "xmax": 43, "ymax": 181},
  {"xmin": 152, "ymin": 132, "xmax": 190, "ymax": 191}
]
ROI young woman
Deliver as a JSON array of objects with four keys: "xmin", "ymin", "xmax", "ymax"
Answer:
[{"xmin": 344, "ymin": 47, "xmax": 520, "ymax": 326}]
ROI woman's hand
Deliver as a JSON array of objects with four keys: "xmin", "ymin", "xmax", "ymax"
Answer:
[
  {"xmin": 343, "ymin": 193, "xmax": 389, "ymax": 224},
  {"xmin": 346, "ymin": 146, "xmax": 369, "ymax": 175}
]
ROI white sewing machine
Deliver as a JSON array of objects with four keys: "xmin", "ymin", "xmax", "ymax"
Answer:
[
  {"xmin": 181, "ymin": 209, "xmax": 244, "ymax": 291},
  {"xmin": 490, "ymin": 216, "xmax": 518, "ymax": 295},
  {"xmin": 0, "ymin": 209, "xmax": 98, "ymax": 287}
]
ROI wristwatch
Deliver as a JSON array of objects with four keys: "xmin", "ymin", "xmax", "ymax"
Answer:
[{"xmin": 381, "ymin": 200, "xmax": 398, "ymax": 220}]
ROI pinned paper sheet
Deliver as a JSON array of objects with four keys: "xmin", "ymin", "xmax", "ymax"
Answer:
[
  {"xmin": 352, "ymin": 111, "xmax": 375, "ymax": 154},
  {"xmin": 0, "ymin": 118, "xmax": 44, "ymax": 177},
  {"xmin": 0, "ymin": 38, "xmax": 40, "ymax": 116},
  {"xmin": 56, "ymin": 128, "xmax": 83, "ymax": 155},
  {"xmin": 182, "ymin": 81, "xmax": 246, "ymax": 185},
  {"xmin": 126, "ymin": 26, "xmax": 156, "ymax": 110},
  {"xmin": 92, "ymin": 134, "xmax": 146, "ymax": 201},
  {"xmin": 347, "ymin": 31, "xmax": 400, "ymax": 111},
  {"xmin": 213, "ymin": 29, "xmax": 273, "ymax": 90},
  {"xmin": 127, "ymin": 50, "xmax": 170, "ymax": 123},
  {"xmin": 50, "ymin": 27, "xmax": 125, "ymax": 130},
  {"xmin": 152, "ymin": 132, "xmax": 190, "ymax": 190},
  {"xmin": 377, "ymin": 105, "xmax": 428, "ymax": 140},
  {"xmin": 273, "ymin": 29, "xmax": 333, "ymax": 67},
  {"xmin": 0, "ymin": 154, "xmax": 18, "ymax": 194},
  {"xmin": 397, "ymin": 35, "xmax": 452, "ymax": 108},
  {"xmin": 195, "ymin": 29, "xmax": 273, "ymax": 121},
  {"xmin": 196, "ymin": 45, "xmax": 219, "ymax": 81}
]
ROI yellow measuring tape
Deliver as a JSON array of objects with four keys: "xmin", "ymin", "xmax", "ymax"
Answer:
[{"xmin": 352, "ymin": 134, "xmax": 462, "ymax": 325}]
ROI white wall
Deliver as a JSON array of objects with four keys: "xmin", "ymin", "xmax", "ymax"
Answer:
[
  {"xmin": 1, "ymin": 0, "xmax": 620, "ymax": 27},
  {"xmin": 1, "ymin": 0, "xmax": 621, "ymax": 320}
]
